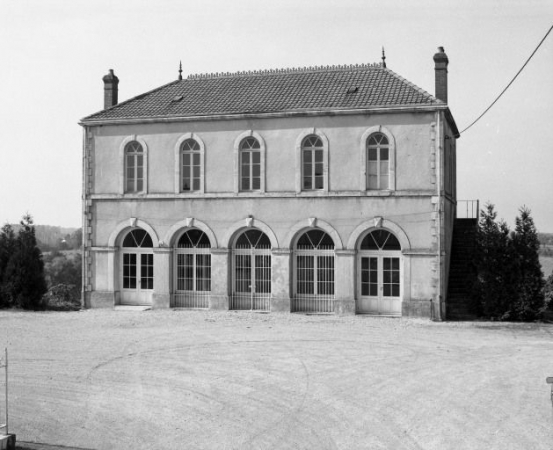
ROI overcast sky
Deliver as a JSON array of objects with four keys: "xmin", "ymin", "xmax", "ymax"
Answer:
[{"xmin": 1, "ymin": 0, "xmax": 552, "ymax": 231}]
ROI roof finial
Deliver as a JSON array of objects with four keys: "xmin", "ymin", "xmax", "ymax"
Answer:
[
  {"xmin": 381, "ymin": 47, "xmax": 386, "ymax": 68},
  {"xmin": 178, "ymin": 61, "xmax": 183, "ymax": 81}
]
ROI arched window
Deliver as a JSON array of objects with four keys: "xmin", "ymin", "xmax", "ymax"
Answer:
[
  {"xmin": 360, "ymin": 229, "xmax": 401, "ymax": 251},
  {"xmin": 302, "ymin": 135, "xmax": 324, "ymax": 190},
  {"xmin": 231, "ymin": 229, "xmax": 271, "ymax": 311},
  {"xmin": 293, "ymin": 229, "xmax": 335, "ymax": 312},
  {"xmin": 125, "ymin": 141, "xmax": 144, "ymax": 193},
  {"xmin": 367, "ymin": 133, "xmax": 390, "ymax": 190},
  {"xmin": 180, "ymin": 139, "xmax": 201, "ymax": 192},
  {"xmin": 122, "ymin": 228, "xmax": 153, "ymax": 248},
  {"xmin": 239, "ymin": 137, "xmax": 261, "ymax": 191},
  {"xmin": 235, "ymin": 229, "xmax": 271, "ymax": 249},
  {"xmin": 358, "ymin": 229, "xmax": 402, "ymax": 315},
  {"xmin": 174, "ymin": 228, "xmax": 211, "ymax": 308},
  {"xmin": 121, "ymin": 228, "xmax": 154, "ymax": 306}
]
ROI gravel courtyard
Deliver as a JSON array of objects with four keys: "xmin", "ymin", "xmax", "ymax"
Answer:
[{"xmin": 1, "ymin": 309, "xmax": 552, "ymax": 450}]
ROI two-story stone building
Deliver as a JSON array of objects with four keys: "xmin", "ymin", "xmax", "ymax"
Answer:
[{"xmin": 80, "ymin": 47, "xmax": 459, "ymax": 318}]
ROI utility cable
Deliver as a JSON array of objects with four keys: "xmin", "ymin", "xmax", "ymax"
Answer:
[{"xmin": 461, "ymin": 23, "xmax": 553, "ymax": 134}]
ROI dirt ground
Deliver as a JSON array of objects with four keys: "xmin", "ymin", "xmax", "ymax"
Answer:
[{"xmin": 0, "ymin": 309, "xmax": 552, "ymax": 450}]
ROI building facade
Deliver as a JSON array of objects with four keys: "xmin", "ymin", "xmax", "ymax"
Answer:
[{"xmin": 80, "ymin": 48, "xmax": 459, "ymax": 318}]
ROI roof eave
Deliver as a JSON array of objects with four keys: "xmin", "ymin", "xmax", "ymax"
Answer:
[
  {"xmin": 79, "ymin": 104, "xmax": 448, "ymax": 127},
  {"xmin": 81, "ymin": 79, "xmax": 182, "ymax": 123},
  {"xmin": 444, "ymin": 108, "xmax": 460, "ymax": 139}
]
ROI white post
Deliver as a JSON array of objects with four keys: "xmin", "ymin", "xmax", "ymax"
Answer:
[
  {"xmin": 0, "ymin": 348, "xmax": 7, "ymax": 436},
  {"xmin": 4, "ymin": 348, "xmax": 7, "ymax": 436}
]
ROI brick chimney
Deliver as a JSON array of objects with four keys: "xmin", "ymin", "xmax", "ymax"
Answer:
[
  {"xmin": 433, "ymin": 47, "xmax": 449, "ymax": 103},
  {"xmin": 102, "ymin": 69, "xmax": 119, "ymax": 109}
]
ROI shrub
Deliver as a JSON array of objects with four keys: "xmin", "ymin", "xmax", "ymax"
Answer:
[
  {"xmin": 42, "ymin": 284, "xmax": 81, "ymax": 311},
  {"xmin": 44, "ymin": 252, "xmax": 82, "ymax": 289}
]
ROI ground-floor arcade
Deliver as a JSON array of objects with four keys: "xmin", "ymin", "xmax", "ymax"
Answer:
[{"xmin": 87, "ymin": 216, "xmax": 438, "ymax": 317}]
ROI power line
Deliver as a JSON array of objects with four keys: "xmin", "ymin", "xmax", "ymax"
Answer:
[{"xmin": 460, "ymin": 24, "xmax": 553, "ymax": 135}]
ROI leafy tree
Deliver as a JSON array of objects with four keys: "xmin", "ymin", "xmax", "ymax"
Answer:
[
  {"xmin": 3, "ymin": 214, "xmax": 47, "ymax": 309},
  {"xmin": 511, "ymin": 207, "xmax": 544, "ymax": 320},
  {"xmin": 43, "ymin": 251, "xmax": 82, "ymax": 299},
  {"xmin": 69, "ymin": 228, "xmax": 83, "ymax": 250}
]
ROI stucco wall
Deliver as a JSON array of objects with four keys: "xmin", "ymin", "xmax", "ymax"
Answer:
[
  {"xmin": 92, "ymin": 196, "xmax": 435, "ymax": 251},
  {"xmin": 91, "ymin": 112, "xmax": 436, "ymax": 195},
  {"xmin": 409, "ymin": 256, "xmax": 436, "ymax": 301},
  {"xmin": 442, "ymin": 117, "xmax": 457, "ymax": 306}
]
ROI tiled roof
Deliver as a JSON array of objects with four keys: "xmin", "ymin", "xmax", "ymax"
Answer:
[{"xmin": 82, "ymin": 63, "xmax": 443, "ymax": 122}]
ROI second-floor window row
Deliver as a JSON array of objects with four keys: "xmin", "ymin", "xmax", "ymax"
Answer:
[{"xmin": 122, "ymin": 131, "xmax": 394, "ymax": 194}]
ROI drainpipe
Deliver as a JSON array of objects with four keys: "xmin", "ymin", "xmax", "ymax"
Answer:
[{"xmin": 435, "ymin": 111, "xmax": 443, "ymax": 321}]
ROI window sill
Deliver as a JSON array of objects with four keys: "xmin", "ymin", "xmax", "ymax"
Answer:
[{"xmin": 90, "ymin": 189, "xmax": 436, "ymax": 200}]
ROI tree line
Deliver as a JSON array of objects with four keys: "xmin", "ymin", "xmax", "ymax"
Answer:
[
  {"xmin": 7, "ymin": 224, "xmax": 82, "ymax": 252},
  {"xmin": 538, "ymin": 232, "xmax": 553, "ymax": 257},
  {"xmin": 0, "ymin": 215, "xmax": 81, "ymax": 310},
  {"xmin": 538, "ymin": 232, "xmax": 553, "ymax": 247}
]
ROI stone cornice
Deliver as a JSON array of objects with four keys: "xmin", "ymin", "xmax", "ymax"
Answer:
[{"xmin": 80, "ymin": 105, "xmax": 447, "ymax": 127}]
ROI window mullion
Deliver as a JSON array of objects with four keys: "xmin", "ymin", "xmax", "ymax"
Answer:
[
  {"xmin": 249, "ymin": 151, "xmax": 253, "ymax": 189},
  {"xmin": 311, "ymin": 150, "xmax": 316, "ymax": 181},
  {"xmin": 135, "ymin": 154, "xmax": 139, "ymax": 192},
  {"xmin": 376, "ymin": 148, "xmax": 381, "ymax": 189},
  {"xmin": 131, "ymin": 155, "xmax": 136, "ymax": 191},
  {"xmin": 191, "ymin": 253, "xmax": 196, "ymax": 292},
  {"xmin": 182, "ymin": 151, "xmax": 187, "ymax": 191},
  {"xmin": 379, "ymin": 256, "xmax": 383, "ymax": 295},
  {"xmin": 313, "ymin": 254, "xmax": 318, "ymax": 295},
  {"xmin": 250, "ymin": 251, "xmax": 255, "ymax": 294}
]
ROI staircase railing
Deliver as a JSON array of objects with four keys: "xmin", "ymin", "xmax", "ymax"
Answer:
[{"xmin": 457, "ymin": 200, "xmax": 479, "ymax": 221}]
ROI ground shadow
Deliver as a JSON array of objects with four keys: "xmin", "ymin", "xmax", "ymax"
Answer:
[{"xmin": 17, "ymin": 442, "xmax": 96, "ymax": 450}]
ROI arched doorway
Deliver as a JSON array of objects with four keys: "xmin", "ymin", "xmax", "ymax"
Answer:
[
  {"xmin": 357, "ymin": 229, "xmax": 402, "ymax": 315},
  {"xmin": 231, "ymin": 229, "xmax": 271, "ymax": 311},
  {"xmin": 173, "ymin": 228, "xmax": 211, "ymax": 308},
  {"xmin": 293, "ymin": 229, "xmax": 335, "ymax": 313},
  {"xmin": 120, "ymin": 228, "xmax": 154, "ymax": 306}
]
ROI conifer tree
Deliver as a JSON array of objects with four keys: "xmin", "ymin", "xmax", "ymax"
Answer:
[
  {"xmin": 512, "ymin": 206, "xmax": 545, "ymax": 320},
  {"xmin": 473, "ymin": 203, "xmax": 515, "ymax": 319},
  {"xmin": 4, "ymin": 214, "xmax": 47, "ymax": 309},
  {"xmin": 0, "ymin": 224, "xmax": 17, "ymax": 307}
]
